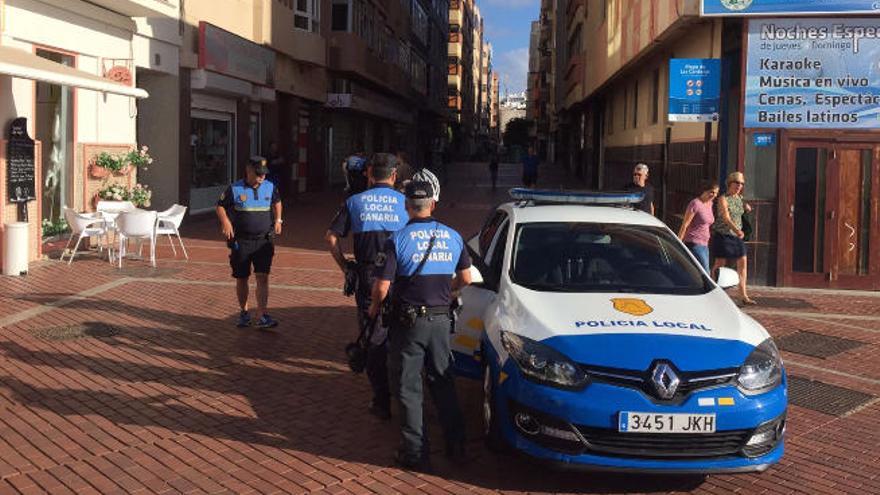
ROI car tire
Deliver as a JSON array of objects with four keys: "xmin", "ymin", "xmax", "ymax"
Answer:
[{"xmin": 482, "ymin": 361, "xmax": 507, "ymax": 453}]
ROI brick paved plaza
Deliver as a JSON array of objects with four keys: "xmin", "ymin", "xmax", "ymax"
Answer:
[{"xmin": 0, "ymin": 163, "xmax": 878, "ymax": 494}]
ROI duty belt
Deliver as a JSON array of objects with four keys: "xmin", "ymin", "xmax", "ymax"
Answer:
[{"xmin": 411, "ymin": 305, "xmax": 450, "ymax": 317}]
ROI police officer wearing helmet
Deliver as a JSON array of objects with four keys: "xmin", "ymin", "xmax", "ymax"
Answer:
[
  {"xmin": 326, "ymin": 153, "xmax": 407, "ymax": 419},
  {"xmin": 368, "ymin": 181, "xmax": 472, "ymax": 470},
  {"xmin": 216, "ymin": 156, "xmax": 283, "ymax": 329}
]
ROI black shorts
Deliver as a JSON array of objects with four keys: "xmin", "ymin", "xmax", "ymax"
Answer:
[
  {"xmin": 229, "ymin": 238, "xmax": 275, "ymax": 278},
  {"xmin": 710, "ymin": 233, "xmax": 747, "ymax": 259}
]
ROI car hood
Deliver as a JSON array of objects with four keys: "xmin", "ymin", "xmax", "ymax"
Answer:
[{"xmin": 499, "ymin": 284, "xmax": 769, "ymax": 371}]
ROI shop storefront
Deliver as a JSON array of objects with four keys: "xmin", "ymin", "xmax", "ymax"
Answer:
[
  {"xmin": 182, "ymin": 22, "xmax": 276, "ymax": 213},
  {"xmin": 704, "ymin": 1, "xmax": 880, "ymax": 290},
  {"xmin": 1, "ymin": 0, "xmax": 148, "ymax": 264}
]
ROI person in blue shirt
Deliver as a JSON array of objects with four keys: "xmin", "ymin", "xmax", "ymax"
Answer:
[
  {"xmin": 216, "ymin": 157, "xmax": 283, "ymax": 329},
  {"xmin": 368, "ymin": 181, "xmax": 473, "ymax": 470},
  {"xmin": 522, "ymin": 145, "xmax": 539, "ymax": 187},
  {"xmin": 326, "ymin": 153, "xmax": 407, "ymax": 419}
]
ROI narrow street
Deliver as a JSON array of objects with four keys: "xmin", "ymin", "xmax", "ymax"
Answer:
[{"xmin": 0, "ymin": 161, "xmax": 877, "ymax": 494}]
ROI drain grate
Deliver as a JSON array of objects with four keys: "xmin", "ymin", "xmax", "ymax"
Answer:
[
  {"xmin": 776, "ymin": 331, "xmax": 865, "ymax": 359},
  {"xmin": 753, "ymin": 297, "xmax": 815, "ymax": 309},
  {"xmin": 32, "ymin": 322, "xmax": 121, "ymax": 341},
  {"xmin": 788, "ymin": 376, "xmax": 875, "ymax": 416},
  {"xmin": 115, "ymin": 266, "xmax": 181, "ymax": 278}
]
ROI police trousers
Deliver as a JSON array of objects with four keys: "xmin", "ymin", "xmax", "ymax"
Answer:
[
  {"xmin": 388, "ymin": 313, "xmax": 465, "ymax": 457},
  {"xmin": 354, "ymin": 266, "xmax": 390, "ymax": 410}
]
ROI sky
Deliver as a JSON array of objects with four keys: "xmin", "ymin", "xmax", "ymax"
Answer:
[{"xmin": 479, "ymin": 0, "xmax": 540, "ymax": 96}]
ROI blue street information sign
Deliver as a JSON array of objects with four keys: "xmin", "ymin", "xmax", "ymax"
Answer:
[
  {"xmin": 745, "ymin": 18, "xmax": 880, "ymax": 129},
  {"xmin": 668, "ymin": 59, "xmax": 721, "ymax": 123},
  {"xmin": 702, "ymin": 0, "xmax": 880, "ymax": 16}
]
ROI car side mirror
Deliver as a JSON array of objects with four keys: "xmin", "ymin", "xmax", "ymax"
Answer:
[
  {"xmin": 467, "ymin": 235, "xmax": 480, "ymax": 257},
  {"xmin": 469, "ymin": 265, "xmax": 485, "ymax": 285},
  {"xmin": 715, "ymin": 267, "xmax": 740, "ymax": 290}
]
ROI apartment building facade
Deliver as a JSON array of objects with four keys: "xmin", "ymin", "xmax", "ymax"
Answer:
[{"xmin": 549, "ymin": 0, "xmax": 880, "ymax": 290}]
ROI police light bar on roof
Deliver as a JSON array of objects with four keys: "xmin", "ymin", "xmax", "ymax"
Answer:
[{"xmin": 509, "ymin": 188, "xmax": 645, "ymax": 206}]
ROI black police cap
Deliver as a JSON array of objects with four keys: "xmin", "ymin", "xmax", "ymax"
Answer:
[
  {"xmin": 248, "ymin": 156, "xmax": 270, "ymax": 175},
  {"xmin": 405, "ymin": 180, "xmax": 434, "ymax": 200}
]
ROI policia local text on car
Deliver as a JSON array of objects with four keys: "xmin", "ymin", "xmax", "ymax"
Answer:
[
  {"xmin": 368, "ymin": 180, "xmax": 472, "ymax": 470},
  {"xmin": 326, "ymin": 153, "xmax": 407, "ymax": 420}
]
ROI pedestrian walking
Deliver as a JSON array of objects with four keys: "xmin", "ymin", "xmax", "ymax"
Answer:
[
  {"xmin": 711, "ymin": 171, "xmax": 755, "ymax": 305},
  {"xmin": 368, "ymin": 180, "xmax": 472, "ymax": 471},
  {"xmin": 326, "ymin": 153, "xmax": 407, "ymax": 420},
  {"xmin": 521, "ymin": 146, "xmax": 539, "ymax": 188},
  {"xmin": 216, "ymin": 156, "xmax": 283, "ymax": 329},
  {"xmin": 622, "ymin": 163, "xmax": 655, "ymax": 215},
  {"xmin": 395, "ymin": 150, "xmax": 414, "ymax": 188},
  {"xmin": 343, "ymin": 151, "xmax": 368, "ymax": 197},
  {"xmin": 488, "ymin": 152, "xmax": 499, "ymax": 191},
  {"xmin": 678, "ymin": 180, "xmax": 719, "ymax": 272}
]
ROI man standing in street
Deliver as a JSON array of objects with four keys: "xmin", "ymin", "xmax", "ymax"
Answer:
[
  {"xmin": 623, "ymin": 162, "xmax": 656, "ymax": 215},
  {"xmin": 326, "ymin": 153, "xmax": 407, "ymax": 420},
  {"xmin": 216, "ymin": 157, "xmax": 283, "ymax": 329},
  {"xmin": 368, "ymin": 181, "xmax": 472, "ymax": 470},
  {"xmin": 522, "ymin": 145, "xmax": 539, "ymax": 188}
]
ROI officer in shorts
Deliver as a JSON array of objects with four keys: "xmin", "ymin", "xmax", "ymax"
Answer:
[
  {"xmin": 326, "ymin": 153, "xmax": 407, "ymax": 419},
  {"xmin": 216, "ymin": 157, "xmax": 283, "ymax": 329},
  {"xmin": 368, "ymin": 181, "xmax": 472, "ymax": 470}
]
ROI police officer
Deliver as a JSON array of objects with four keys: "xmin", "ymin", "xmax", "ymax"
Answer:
[
  {"xmin": 216, "ymin": 156, "xmax": 283, "ymax": 329},
  {"xmin": 368, "ymin": 181, "xmax": 472, "ymax": 470},
  {"xmin": 326, "ymin": 153, "xmax": 407, "ymax": 419}
]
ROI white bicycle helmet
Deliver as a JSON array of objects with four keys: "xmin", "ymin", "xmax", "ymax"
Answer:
[{"xmin": 411, "ymin": 168, "xmax": 440, "ymax": 202}]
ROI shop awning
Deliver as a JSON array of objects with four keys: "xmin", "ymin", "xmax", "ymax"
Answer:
[{"xmin": 0, "ymin": 45, "xmax": 149, "ymax": 99}]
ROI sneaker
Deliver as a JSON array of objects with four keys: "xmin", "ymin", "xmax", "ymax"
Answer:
[
  {"xmin": 394, "ymin": 450, "xmax": 431, "ymax": 472},
  {"xmin": 237, "ymin": 311, "xmax": 251, "ymax": 328},
  {"xmin": 254, "ymin": 314, "xmax": 279, "ymax": 329}
]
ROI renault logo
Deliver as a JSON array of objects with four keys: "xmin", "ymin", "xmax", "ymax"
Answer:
[{"xmin": 651, "ymin": 363, "xmax": 681, "ymax": 400}]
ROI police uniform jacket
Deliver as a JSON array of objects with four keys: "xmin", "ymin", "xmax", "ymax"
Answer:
[
  {"xmin": 218, "ymin": 179, "xmax": 280, "ymax": 238},
  {"xmin": 328, "ymin": 184, "xmax": 408, "ymax": 264},
  {"xmin": 374, "ymin": 217, "xmax": 471, "ymax": 307}
]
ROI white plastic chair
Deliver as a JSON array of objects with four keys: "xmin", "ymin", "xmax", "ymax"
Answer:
[
  {"xmin": 60, "ymin": 207, "xmax": 109, "ymax": 265},
  {"xmin": 116, "ymin": 210, "xmax": 158, "ymax": 268},
  {"xmin": 96, "ymin": 200, "xmax": 136, "ymax": 230},
  {"xmin": 157, "ymin": 204, "xmax": 189, "ymax": 260}
]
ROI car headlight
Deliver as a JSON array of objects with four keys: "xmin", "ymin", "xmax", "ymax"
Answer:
[
  {"xmin": 737, "ymin": 338, "xmax": 783, "ymax": 395},
  {"xmin": 501, "ymin": 331, "xmax": 589, "ymax": 390}
]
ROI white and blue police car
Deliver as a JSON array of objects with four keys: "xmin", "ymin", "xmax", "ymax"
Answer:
[{"xmin": 452, "ymin": 189, "xmax": 786, "ymax": 473}]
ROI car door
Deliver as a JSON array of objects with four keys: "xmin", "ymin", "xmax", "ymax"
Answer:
[{"xmin": 453, "ymin": 211, "xmax": 510, "ymax": 379}]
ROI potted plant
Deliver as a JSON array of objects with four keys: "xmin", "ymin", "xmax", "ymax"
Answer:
[
  {"xmin": 128, "ymin": 183, "xmax": 152, "ymax": 208},
  {"xmin": 90, "ymin": 152, "xmax": 126, "ymax": 178},
  {"xmin": 125, "ymin": 146, "xmax": 154, "ymax": 172}
]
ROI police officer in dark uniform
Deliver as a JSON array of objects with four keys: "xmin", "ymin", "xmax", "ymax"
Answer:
[
  {"xmin": 216, "ymin": 156, "xmax": 283, "ymax": 329},
  {"xmin": 326, "ymin": 153, "xmax": 407, "ymax": 419},
  {"xmin": 368, "ymin": 181, "xmax": 472, "ymax": 470}
]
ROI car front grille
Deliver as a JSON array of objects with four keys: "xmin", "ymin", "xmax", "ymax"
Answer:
[
  {"xmin": 575, "ymin": 426, "xmax": 751, "ymax": 459},
  {"xmin": 582, "ymin": 363, "xmax": 739, "ymax": 403}
]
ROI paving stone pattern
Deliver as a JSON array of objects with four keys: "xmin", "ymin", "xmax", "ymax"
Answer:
[{"xmin": 0, "ymin": 162, "xmax": 879, "ymax": 494}]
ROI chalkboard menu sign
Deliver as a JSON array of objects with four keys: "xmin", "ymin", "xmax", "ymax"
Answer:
[{"xmin": 7, "ymin": 118, "xmax": 36, "ymax": 203}]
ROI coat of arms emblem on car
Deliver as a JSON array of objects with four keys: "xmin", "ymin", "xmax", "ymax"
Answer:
[{"xmin": 611, "ymin": 298, "xmax": 653, "ymax": 316}]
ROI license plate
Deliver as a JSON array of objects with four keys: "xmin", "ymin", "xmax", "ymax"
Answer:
[{"xmin": 618, "ymin": 412, "xmax": 716, "ymax": 434}]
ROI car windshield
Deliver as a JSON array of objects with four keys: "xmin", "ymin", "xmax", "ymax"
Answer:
[{"xmin": 511, "ymin": 222, "xmax": 712, "ymax": 295}]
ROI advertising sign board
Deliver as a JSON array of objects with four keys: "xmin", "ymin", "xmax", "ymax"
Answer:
[
  {"xmin": 198, "ymin": 22, "xmax": 275, "ymax": 87},
  {"xmin": 702, "ymin": 0, "xmax": 880, "ymax": 16},
  {"xmin": 668, "ymin": 59, "xmax": 721, "ymax": 123},
  {"xmin": 745, "ymin": 18, "xmax": 880, "ymax": 128},
  {"xmin": 6, "ymin": 118, "xmax": 35, "ymax": 203}
]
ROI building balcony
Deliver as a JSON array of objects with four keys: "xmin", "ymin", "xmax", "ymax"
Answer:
[
  {"xmin": 265, "ymin": 20, "xmax": 326, "ymax": 67},
  {"xmin": 88, "ymin": 0, "xmax": 179, "ymax": 17},
  {"xmin": 328, "ymin": 32, "xmax": 410, "ymax": 98}
]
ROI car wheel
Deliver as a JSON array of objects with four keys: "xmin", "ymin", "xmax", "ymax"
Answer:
[{"xmin": 482, "ymin": 361, "xmax": 506, "ymax": 453}]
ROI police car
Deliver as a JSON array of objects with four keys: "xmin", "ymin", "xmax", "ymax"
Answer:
[{"xmin": 452, "ymin": 189, "xmax": 787, "ymax": 473}]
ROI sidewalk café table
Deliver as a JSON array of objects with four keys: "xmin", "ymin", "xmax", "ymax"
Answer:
[{"xmin": 95, "ymin": 201, "xmax": 147, "ymax": 262}]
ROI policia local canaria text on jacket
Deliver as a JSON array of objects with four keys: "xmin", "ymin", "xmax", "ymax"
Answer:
[
  {"xmin": 368, "ymin": 180, "xmax": 472, "ymax": 470},
  {"xmin": 326, "ymin": 153, "xmax": 407, "ymax": 419},
  {"xmin": 216, "ymin": 157, "xmax": 283, "ymax": 329}
]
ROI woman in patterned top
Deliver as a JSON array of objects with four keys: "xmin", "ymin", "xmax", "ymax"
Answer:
[{"xmin": 710, "ymin": 171, "xmax": 755, "ymax": 305}]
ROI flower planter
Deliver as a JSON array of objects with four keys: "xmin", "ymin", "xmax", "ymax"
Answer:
[
  {"xmin": 114, "ymin": 164, "xmax": 132, "ymax": 176},
  {"xmin": 89, "ymin": 162, "xmax": 110, "ymax": 179}
]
